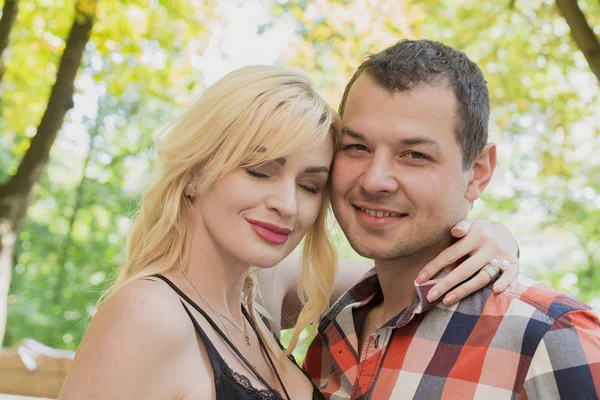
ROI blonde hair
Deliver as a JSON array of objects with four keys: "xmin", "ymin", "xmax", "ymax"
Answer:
[{"xmin": 100, "ymin": 65, "xmax": 340, "ymax": 357}]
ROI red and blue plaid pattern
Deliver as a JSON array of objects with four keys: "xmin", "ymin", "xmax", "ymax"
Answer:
[{"xmin": 304, "ymin": 269, "xmax": 600, "ymax": 399}]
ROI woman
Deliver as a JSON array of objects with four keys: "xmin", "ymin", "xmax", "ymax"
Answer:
[{"xmin": 59, "ymin": 66, "xmax": 519, "ymax": 399}]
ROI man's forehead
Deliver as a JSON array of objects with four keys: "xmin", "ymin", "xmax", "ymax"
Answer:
[
  {"xmin": 341, "ymin": 77, "xmax": 457, "ymax": 144},
  {"xmin": 343, "ymin": 74, "xmax": 456, "ymax": 114}
]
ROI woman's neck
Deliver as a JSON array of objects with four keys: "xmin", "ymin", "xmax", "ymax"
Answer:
[{"xmin": 179, "ymin": 229, "xmax": 251, "ymax": 322}]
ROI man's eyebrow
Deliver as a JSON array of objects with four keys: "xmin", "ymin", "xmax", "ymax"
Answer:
[
  {"xmin": 341, "ymin": 128, "xmax": 366, "ymax": 141},
  {"xmin": 341, "ymin": 130, "xmax": 440, "ymax": 150},
  {"xmin": 400, "ymin": 137, "xmax": 441, "ymax": 149},
  {"xmin": 256, "ymin": 146, "xmax": 286, "ymax": 166}
]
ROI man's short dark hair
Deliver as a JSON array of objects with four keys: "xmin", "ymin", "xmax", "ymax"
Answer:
[{"xmin": 339, "ymin": 39, "xmax": 490, "ymax": 169}]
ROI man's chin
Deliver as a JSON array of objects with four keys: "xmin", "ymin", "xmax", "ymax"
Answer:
[
  {"xmin": 347, "ymin": 237, "xmax": 442, "ymax": 264},
  {"xmin": 346, "ymin": 240, "xmax": 401, "ymax": 261}
]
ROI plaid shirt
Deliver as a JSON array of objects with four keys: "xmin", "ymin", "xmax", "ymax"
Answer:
[{"xmin": 304, "ymin": 268, "xmax": 600, "ymax": 399}]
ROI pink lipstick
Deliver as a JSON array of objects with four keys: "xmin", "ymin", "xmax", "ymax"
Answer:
[{"xmin": 246, "ymin": 219, "xmax": 292, "ymax": 244}]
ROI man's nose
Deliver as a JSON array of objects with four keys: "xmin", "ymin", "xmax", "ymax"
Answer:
[{"xmin": 358, "ymin": 155, "xmax": 398, "ymax": 194}]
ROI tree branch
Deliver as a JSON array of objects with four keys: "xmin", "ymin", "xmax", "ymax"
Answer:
[
  {"xmin": 0, "ymin": 0, "xmax": 20, "ymax": 89},
  {"xmin": 5, "ymin": 2, "xmax": 96, "ymax": 210},
  {"xmin": 555, "ymin": 0, "xmax": 600, "ymax": 82}
]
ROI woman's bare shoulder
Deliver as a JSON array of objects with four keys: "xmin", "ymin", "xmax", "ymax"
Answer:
[
  {"xmin": 58, "ymin": 278, "xmax": 198, "ymax": 399},
  {"xmin": 97, "ymin": 277, "xmax": 193, "ymax": 340}
]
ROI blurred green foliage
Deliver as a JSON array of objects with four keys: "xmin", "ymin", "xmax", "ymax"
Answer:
[{"xmin": 1, "ymin": 0, "xmax": 599, "ymax": 357}]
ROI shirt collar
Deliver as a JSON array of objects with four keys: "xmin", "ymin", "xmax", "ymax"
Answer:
[{"xmin": 321, "ymin": 267, "xmax": 449, "ymax": 330}]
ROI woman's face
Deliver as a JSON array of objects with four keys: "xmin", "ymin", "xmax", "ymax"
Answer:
[{"xmin": 194, "ymin": 136, "xmax": 334, "ymax": 269}]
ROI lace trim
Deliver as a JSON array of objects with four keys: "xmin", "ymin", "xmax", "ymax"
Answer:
[
  {"xmin": 220, "ymin": 362, "xmax": 284, "ymax": 400},
  {"xmin": 220, "ymin": 362, "xmax": 324, "ymax": 400}
]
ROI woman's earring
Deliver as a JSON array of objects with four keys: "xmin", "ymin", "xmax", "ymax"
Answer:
[{"xmin": 184, "ymin": 184, "xmax": 198, "ymax": 198}]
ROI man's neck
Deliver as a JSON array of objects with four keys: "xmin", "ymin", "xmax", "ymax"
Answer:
[
  {"xmin": 355, "ymin": 254, "xmax": 430, "ymax": 356},
  {"xmin": 373, "ymin": 260, "xmax": 425, "ymax": 323},
  {"xmin": 373, "ymin": 240, "xmax": 453, "ymax": 324},
  {"xmin": 355, "ymin": 240, "xmax": 456, "ymax": 355}
]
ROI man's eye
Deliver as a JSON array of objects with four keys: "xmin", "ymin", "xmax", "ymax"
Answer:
[
  {"xmin": 342, "ymin": 144, "xmax": 369, "ymax": 152},
  {"xmin": 245, "ymin": 169, "xmax": 269, "ymax": 178},
  {"xmin": 408, "ymin": 151, "xmax": 430, "ymax": 160}
]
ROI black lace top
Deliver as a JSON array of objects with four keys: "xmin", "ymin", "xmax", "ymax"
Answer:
[{"xmin": 152, "ymin": 274, "xmax": 324, "ymax": 400}]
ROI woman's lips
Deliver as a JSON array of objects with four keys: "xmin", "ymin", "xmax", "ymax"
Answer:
[{"xmin": 246, "ymin": 219, "xmax": 291, "ymax": 244}]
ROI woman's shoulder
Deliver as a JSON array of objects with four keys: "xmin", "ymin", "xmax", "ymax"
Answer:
[
  {"xmin": 71, "ymin": 276, "xmax": 196, "ymax": 367},
  {"xmin": 97, "ymin": 276, "xmax": 194, "ymax": 345},
  {"xmin": 58, "ymin": 277, "xmax": 199, "ymax": 399}
]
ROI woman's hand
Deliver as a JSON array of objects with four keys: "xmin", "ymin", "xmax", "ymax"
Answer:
[{"xmin": 415, "ymin": 219, "xmax": 520, "ymax": 305}]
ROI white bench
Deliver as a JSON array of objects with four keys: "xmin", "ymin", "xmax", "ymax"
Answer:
[{"xmin": 0, "ymin": 339, "xmax": 73, "ymax": 399}]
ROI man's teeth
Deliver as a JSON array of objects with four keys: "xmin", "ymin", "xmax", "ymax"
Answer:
[{"xmin": 360, "ymin": 208, "xmax": 402, "ymax": 218}]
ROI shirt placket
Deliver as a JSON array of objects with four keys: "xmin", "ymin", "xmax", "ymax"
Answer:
[{"xmin": 352, "ymin": 327, "xmax": 393, "ymax": 399}]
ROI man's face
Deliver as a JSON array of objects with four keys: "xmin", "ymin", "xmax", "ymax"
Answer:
[{"xmin": 331, "ymin": 74, "xmax": 473, "ymax": 262}]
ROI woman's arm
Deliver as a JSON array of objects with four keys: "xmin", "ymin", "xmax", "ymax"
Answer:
[
  {"xmin": 58, "ymin": 280, "xmax": 209, "ymax": 399},
  {"xmin": 266, "ymin": 256, "xmax": 371, "ymax": 331}
]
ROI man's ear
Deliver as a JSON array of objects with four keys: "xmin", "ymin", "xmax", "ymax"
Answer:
[{"xmin": 465, "ymin": 143, "xmax": 496, "ymax": 202}]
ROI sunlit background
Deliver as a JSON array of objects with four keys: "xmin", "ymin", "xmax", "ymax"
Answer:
[{"xmin": 0, "ymin": 1, "xmax": 599, "ymax": 395}]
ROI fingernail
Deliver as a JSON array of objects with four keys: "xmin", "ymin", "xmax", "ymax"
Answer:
[
  {"xmin": 428, "ymin": 289, "xmax": 440, "ymax": 302},
  {"xmin": 444, "ymin": 294, "xmax": 457, "ymax": 304},
  {"xmin": 418, "ymin": 271, "xmax": 429, "ymax": 282},
  {"xmin": 453, "ymin": 223, "xmax": 467, "ymax": 232},
  {"xmin": 493, "ymin": 282, "xmax": 504, "ymax": 292}
]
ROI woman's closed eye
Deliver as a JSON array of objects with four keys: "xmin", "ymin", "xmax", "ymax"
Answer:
[
  {"xmin": 298, "ymin": 183, "xmax": 319, "ymax": 195},
  {"xmin": 245, "ymin": 168, "xmax": 269, "ymax": 178},
  {"xmin": 246, "ymin": 168, "xmax": 323, "ymax": 195}
]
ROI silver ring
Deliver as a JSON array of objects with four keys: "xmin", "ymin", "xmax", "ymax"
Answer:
[
  {"xmin": 482, "ymin": 264, "xmax": 499, "ymax": 281},
  {"xmin": 490, "ymin": 258, "xmax": 511, "ymax": 272}
]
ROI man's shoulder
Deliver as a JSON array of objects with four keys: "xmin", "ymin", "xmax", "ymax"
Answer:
[
  {"xmin": 439, "ymin": 273, "xmax": 598, "ymax": 336},
  {"xmin": 498, "ymin": 275, "xmax": 600, "ymax": 397},
  {"xmin": 499, "ymin": 273, "xmax": 595, "ymax": 321}
]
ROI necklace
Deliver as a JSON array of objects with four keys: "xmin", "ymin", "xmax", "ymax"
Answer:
[{"xmin": 177, "ymin": 265, "xmax": 257, "ymax": 368}]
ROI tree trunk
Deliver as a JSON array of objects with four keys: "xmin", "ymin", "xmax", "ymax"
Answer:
[
  {"xmin": 556, "ymin": 0, "xmax": 600, "ymax": 82},
  {"xmin": 0, "ymin": 0, "xmax": 19, "ymax": 88},
  {"xmin": 0, "ymin": 1, "xmax": 97, "ymax": 346}
]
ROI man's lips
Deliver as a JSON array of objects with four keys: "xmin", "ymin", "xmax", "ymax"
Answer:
[
  {"xmin": 352, "ymin": 204, "xmax": 408, "ymax": 227},
  {"xmin": 353, "ymin": 204, "xmax": 408, "ymax": 218},
  {"xmin": 246, "ymin": 219, "xmax": 292, "ymax": 244}
]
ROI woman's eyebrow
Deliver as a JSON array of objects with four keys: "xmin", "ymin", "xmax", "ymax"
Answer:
[
  {"xmin": 255, "ymin": 146, "xmax": 328, "ymax": 173},
  {"xmin": 304, "ymin": 166, "xmax": 329, "ymax": 174},
  {"xmin": 256, "ymin": 146, "xmax": 286, "ymax": 166}
]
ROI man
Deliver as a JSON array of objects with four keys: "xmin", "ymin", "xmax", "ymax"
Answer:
[{"xmin": 303, "ymin": 39, "xmax": 600, "ymax": 399}]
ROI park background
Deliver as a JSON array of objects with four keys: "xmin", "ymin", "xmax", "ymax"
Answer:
[{"xmin": 0, "ymin": 0, "xmax": 599, "ymax": 395}]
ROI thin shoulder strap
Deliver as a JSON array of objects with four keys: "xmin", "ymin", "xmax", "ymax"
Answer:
[
  {"xmin": 251, "ymin": 312, "xmax": 315, "ymax": 394},
  {"xmin": 243, "ymin": 307, "xmax": 292, "ymax": 400},
  {"xmin": 150, "ymin": 274, "xmax": 286, "ymax": 399},
  {"xmin": 178, "ymin": 300, "xmax": 224, "ymax": 372}
]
